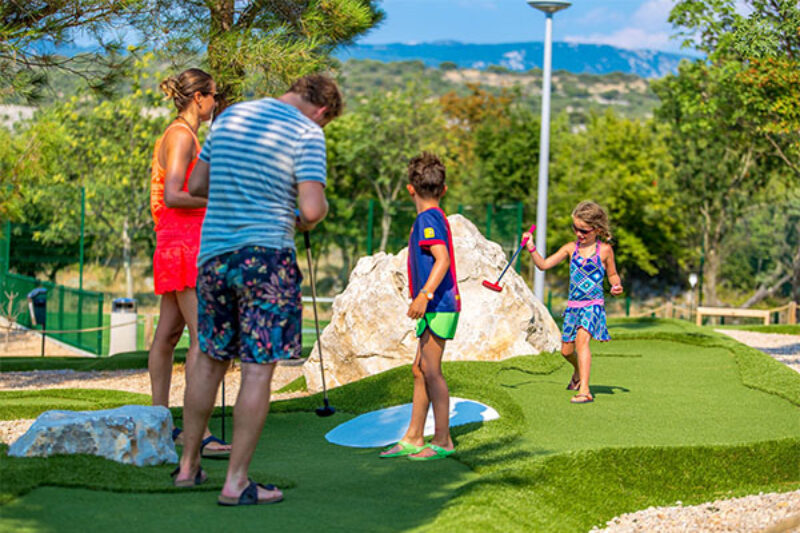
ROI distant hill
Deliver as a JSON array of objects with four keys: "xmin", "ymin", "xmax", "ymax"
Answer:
[
  {"xmin": 338, "ymin": 60, "xmax": 661, "ymax": 122},
  {"xmin": 335, "ymin": 41, "xmax": 691, "ymax": 79}
]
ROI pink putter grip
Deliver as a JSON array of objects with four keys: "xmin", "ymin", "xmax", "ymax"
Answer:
[{"xmin": 521, "ymin": 224, "xmax": 536, "ymax": 245}]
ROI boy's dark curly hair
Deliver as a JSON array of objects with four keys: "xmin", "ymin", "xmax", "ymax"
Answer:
[{"xmin": 408, "ymin": 152, "xmax": 446, "ymax": 199}]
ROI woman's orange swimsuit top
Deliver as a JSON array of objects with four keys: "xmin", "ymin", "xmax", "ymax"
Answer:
[{"xmin": 150, "ymin": 122, "xmax": 203, "ymax": 228}]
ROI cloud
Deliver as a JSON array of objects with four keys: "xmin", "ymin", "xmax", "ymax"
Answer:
[
  {"xmin": 565, "ymin": 0, "xmax": 679, "ymax": 52},
  {"xmin": 565, "ymin": 27, "xmax": 672, "ymax": 51}
]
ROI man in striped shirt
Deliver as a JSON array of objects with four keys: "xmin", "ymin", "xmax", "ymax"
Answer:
[{"xmin": 173, "ymin": 75, "xmax": 341, "ymax": 506}]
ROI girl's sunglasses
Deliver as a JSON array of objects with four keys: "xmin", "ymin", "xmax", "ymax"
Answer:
[{"xmin": 572, "ymin": 224, "xmax": 593, "ymax": 235}]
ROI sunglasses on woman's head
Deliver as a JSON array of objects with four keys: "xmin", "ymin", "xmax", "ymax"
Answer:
[{"xmin": 572, "ymin": 224, "xmax": 593, "ymax": 235}]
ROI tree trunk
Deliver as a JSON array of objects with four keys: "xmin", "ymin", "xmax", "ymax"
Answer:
[
  {"xmin": 122, "ymin": 218, "xmax": 134, "ymax": 299},
  {"xmin": 741, "ymin": 271, "xmax": 792, "ymax": 308},
  {"xmin": 704, "ymin": 245, "xmax": 721, "ymax": 307},
  {"xmin": 792, "ymin": 239, "xmax": 800, "ymax": 304},
  {"xmin": 379, "ymin": 204, "xmax": 392, "ymax": 253}
]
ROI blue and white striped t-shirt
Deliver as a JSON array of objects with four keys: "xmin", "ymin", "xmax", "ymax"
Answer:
[{"xmin": 196, "ymin": 97, "xmax": 327, "ymax": 266}]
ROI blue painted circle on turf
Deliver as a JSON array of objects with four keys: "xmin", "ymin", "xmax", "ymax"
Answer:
[{"xmin": 325, "ymin": 397, "xmax": 499, "ymax": 448}]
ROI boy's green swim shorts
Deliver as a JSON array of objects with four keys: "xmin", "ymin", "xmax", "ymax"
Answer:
[{"xmin": 416, "ymin": 312, "xmax": 459, "ymax": 340}]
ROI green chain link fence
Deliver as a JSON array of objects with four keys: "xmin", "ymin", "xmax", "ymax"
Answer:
[
  {"xmin": 0, "ymin": 272, "xmax": 104, "ymax": 355},
  {"xmin": 1, "ymin": 215, "xmax": 103, "ymax": 355}
]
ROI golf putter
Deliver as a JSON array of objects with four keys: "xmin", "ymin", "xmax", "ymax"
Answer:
[
  {"xmin": 482, "ymin": 224, "xmax": 536, "ymax": 292},
  {"xmin": 303, "ymin": 231, "xmax": 335, "ymax": 417}
]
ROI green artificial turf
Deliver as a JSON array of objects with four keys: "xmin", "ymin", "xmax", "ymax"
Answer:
[
  {"xmin": 0, "ymin": 346, "xmax": 312, "ymax": 373},
  {"xmin": 0, "ymin": 349, "xmax": 186, "ymax": 373},
  {"xmin": 0, "ymin": 389, "xmax": 152, "ymax": 421},
  {"xmin": 276, "ymin": 375, "xmax": 308, "ymax": 394},
  {"xmin": 715, "ymin": 324, "xmax": 800, "ymax": 335},
  {"xmin": 0, "ymin": 319, "xmax": 798, "ymax": 533}
]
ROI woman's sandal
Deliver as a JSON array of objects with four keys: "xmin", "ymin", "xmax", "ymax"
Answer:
[
  {"xmin": 171, "ymin": 466, "xmax": 208, "ymax": 488},
  {"xmin": 201, "ymin": 435, "xmax": 232, "ymax": 459},
  {"xmin": 408, "ymin": 444, "xmax": 455, "ymax": 461},
  {"xmin": 566, "ymin": 376, "xmax": 581, "ymax": 391},
  {"xmin": 379, "ymin": 440, "xmax": 424, "ymax": 458},
  {"xmin": 218, "ymin": 481, "xmax": 283, "ymax": 506},
  {"xmin": 570, "ymin": 393, "xmax": 594, "ymax": 404}
]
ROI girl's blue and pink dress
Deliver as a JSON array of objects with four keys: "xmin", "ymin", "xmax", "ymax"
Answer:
[{"xmin": 562, "ymin": 241, "xmax": 610, "ymax": 342}]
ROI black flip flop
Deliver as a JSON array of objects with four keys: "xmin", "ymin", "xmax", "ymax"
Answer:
[{"xmin": 218, "ymin": 481, "xmax": 283, "ymax": 506}]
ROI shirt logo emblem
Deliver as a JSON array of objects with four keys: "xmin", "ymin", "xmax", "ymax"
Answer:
[{"xmin": 424, "ymin": 227, "xmax": 435, "ymax": 238}]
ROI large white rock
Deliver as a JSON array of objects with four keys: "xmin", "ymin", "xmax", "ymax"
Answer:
[
  {"xmin": 8, "ymin": 405, "xmax": 178, "ymax": 466},
  {"xmin": 303, "ymin": 214, "xmax": 561, "ymax": 392}
]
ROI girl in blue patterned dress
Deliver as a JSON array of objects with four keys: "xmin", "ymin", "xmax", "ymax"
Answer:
[{"xmin": 522, "ymin": 201, "xmax": 623, "ymax": 404}]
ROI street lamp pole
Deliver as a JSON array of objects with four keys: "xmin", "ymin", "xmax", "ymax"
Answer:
[{"xmin": 527, "ymin": 1, "xmax": 570, "ymax": 302}]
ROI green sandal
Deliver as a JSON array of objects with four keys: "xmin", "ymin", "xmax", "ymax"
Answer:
[
  {"xmin": 408, "ymin": 444, "xmax": 455, "ymax": 461},
  {"xmin": 379, "ymin": 440, "xmax": 424, "ymax": 458}
]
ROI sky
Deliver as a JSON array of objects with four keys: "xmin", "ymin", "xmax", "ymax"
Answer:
[{"xmin": 358, "ymin": 0, "xmax": 689, "ymax": 53}]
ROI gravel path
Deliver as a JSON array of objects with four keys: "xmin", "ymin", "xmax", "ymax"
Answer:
[
  {"xmin": 716, "ymin": 329, "xmax": 800, "ymax": 373},
  {"xmin": 594, "ymin": 491, "xmax": 800, "ymax": 532}
]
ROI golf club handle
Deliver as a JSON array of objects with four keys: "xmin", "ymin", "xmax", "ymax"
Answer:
[
  {"xmin": 520, "ymin": 224, "xmax": 536, "ymax": 246},
  {"xmin": 304, "ymin": 231, "xmax": 329, "ymax": 398}
]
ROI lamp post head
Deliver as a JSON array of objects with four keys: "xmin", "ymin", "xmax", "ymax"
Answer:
[
  {"xmin": 527, "ymin": 1, "xmax": 571, "ymax": 14},
  {"xmin": 689, "ymin": 273, "xmax": 698, "ymax": 288}
]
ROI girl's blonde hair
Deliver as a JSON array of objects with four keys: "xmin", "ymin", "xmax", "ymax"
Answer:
[
  {"xmin": 572, "ymin": 201, "xmax": 612, "ymax": 242},
  {"xmin": 159, "ymin": 68, "xmax": 214, "ymax": 112}
]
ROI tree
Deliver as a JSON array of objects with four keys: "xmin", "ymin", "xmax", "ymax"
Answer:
[
  {"xmin": 720, "ymin": 184, "xmax": 800, "ymax": 306},
  {"xmin": 652, "ymin": 61, "xmax": 781, "ymax": 305},
  {"xmin": 549, "ymin": 110, "xmax": 685, "ymax": 285},
  {"xmin": 137, "ymin": 0, "xmax": 382, "ymax": 105},
  {"xmin": 671, "ymin": 0, "xmax": 800, "ymax": 177},
  {"xmin": 2, "ymin": 1, "xmax": 382, "ymax": 105},
  {"xmin": 316, "ymin": 112, "xmax": 372, "ymax": 286},
  {"xmin": 470, "ymin": 107, "xmax": 541, "ymax": 206},
  {"xmin": 325, "ymin": 84, "xmax": 451, "ymax": 252},
  {"xmin": 9, "ymin": 56, "xmax": 168, "ymax": 294},
  {"xmin": 439, "ymin": 83, "xmax": 514, "ymax": 202},
  {"xmin": 0, "ymin": 1, "xmax": 140, "ymax": 101},
  {"xmin": 663, "ymin": 0, "xmax": 800, "ymax": 304}
]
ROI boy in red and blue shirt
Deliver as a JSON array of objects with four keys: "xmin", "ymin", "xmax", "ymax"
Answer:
[{"xmin": 380, "ymin": 153, "xmax": 459, "ymax": 461}]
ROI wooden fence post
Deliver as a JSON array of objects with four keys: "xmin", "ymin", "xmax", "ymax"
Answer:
[{"xmin": 788, "ymin": 301, "xmax": 797, "ymax": 325}]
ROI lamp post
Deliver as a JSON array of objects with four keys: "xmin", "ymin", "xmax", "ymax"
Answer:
[
  {"xmin": 688, "ymin": 272, "xmax": 698, "ymax": 322},
  {"xmin": 527, "ymin": 1, "xmax": 570, "ymax": 302}
]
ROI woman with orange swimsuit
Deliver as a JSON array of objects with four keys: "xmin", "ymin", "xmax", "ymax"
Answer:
[{"xmin": 150, "ymin": 68, "xmax": 230, "ymax": 457}]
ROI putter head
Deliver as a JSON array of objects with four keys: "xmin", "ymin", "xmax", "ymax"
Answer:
[
  {"xmin": 482, "ymin": 280, "xmax": 503, "ymax": 292},
  {"xmin": 315, "ymin": 405, "xmax": 336, "ymax": 417}
]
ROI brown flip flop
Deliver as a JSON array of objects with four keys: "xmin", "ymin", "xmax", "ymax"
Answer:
[
  {"xmin": 570, "ymin": 393, "xmax": 594, "ymax": 404},
  {"xmin": 566, "ymin": 376, "xmax": 581, "ymax": 391}
]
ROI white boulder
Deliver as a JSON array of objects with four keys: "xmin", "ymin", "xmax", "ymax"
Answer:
[
  {"xmin": 303, "ymin": 214, "xmax": 561, "ymax": 392},
  {"xmin": 8, "ymin": 405, "xmax": 178, "ymax": 466}
]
